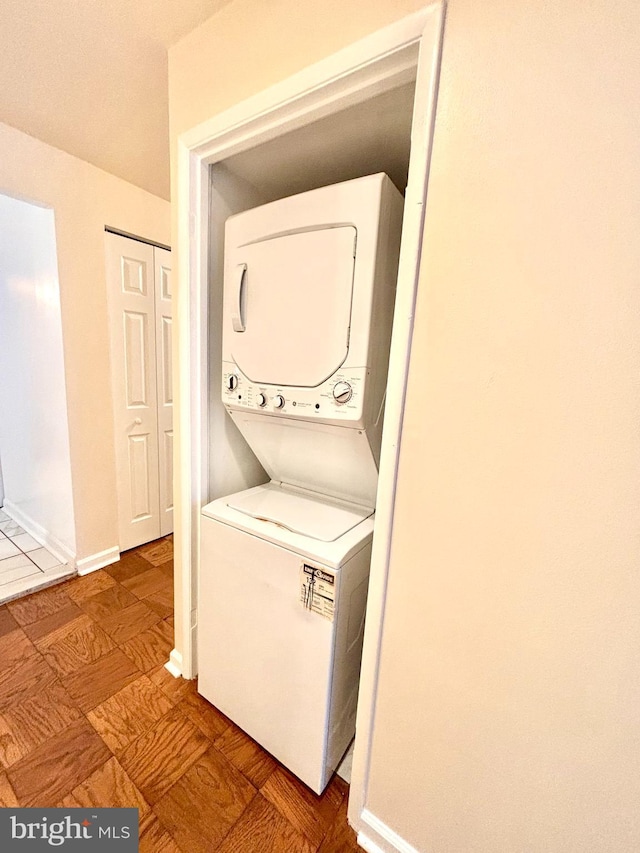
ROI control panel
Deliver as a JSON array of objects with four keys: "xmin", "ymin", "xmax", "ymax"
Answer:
[{"xmin": 222, "ymin": 361, "xmax": 369, "ymax": 427}]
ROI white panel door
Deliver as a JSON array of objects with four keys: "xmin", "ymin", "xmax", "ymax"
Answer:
[
  {"xmin": 154, "ymin": 246, "xmax": 173, "ymax": 537},
  {"xmin": 107, "ymin": 233, "xmax": 168, "ymax": 551}
]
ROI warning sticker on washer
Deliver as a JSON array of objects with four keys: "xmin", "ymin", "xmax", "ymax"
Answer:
[{"xmin": 300, "ymin": 563, "xmax": 335, "ymax": 622}]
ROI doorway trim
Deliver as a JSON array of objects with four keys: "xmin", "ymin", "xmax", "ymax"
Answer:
[{"xmin": 174, "ymin": 3, "xmax": 444, "ymax": 844}]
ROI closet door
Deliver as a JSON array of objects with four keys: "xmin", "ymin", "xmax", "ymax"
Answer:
[
  {"xmin": 154, "ymin": 247, "xmax": 173, "ymax": 537},
  {"xmin": 106, "ymin": 232, "xmax": 171, "ymax": 552}
]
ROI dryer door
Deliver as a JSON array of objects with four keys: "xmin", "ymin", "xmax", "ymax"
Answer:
[{"xmin": 225, "ymin": 226, "xmax": 356, "ymax": 387}]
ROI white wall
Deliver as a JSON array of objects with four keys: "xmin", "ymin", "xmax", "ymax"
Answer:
[
  {"xmin": 0, "ymin": 195, "xmax": 75, "ymax": 555},
  {"xmin": 0, "ymin": 122, "xmax": 170, "ymax": 563}
]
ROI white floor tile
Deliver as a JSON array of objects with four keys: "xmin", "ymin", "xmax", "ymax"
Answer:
[
  {"xmin": 0, "ymin": 539, "xmax": 20, "ymax": 560},
  {"xmin": 9, "ymin": 532, "xmax": 42, "ymax": 553},
  {"xmin": 0, "ymin": 520, "xmax": 24, "ymax": 537},
  {"xmin": 0, "ymin": 510, "xmax": 8, "ymax": 521},
  {"xmin": 0, "ymin": 559, "xmax": 41, "ymax": 586},
  {"xmin": 27, "ymin": 547, "xmax": 63, "ymax": 571},
  {"xmin": 0, "ymin": 553, "xmax": 34, "ymax": 575},
  {"xmin": 40, "ymin": 564, "xmax": 74, "ymax": 581},
  {"xmin": 0, "ymin": 565, "xmax": 75, "ymax": 605}
]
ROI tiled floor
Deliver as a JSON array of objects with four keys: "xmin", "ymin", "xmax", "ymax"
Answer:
[
  {"xmin": 0, "ymin": 509, "xmax": 74, "ymax": 604},
  {"xmin": 0, "ymin": 536, "xmax": 360, "ymax": 851}
]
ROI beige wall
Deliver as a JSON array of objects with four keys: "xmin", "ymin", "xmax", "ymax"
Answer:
[
  {"xmin": 367, "ymin": 0, "xmax": 640, "ymax": 849},
  {"xmin": 0, "ymin": 122, "xmax": 170, "ymax": 561},
  {"xmin": 170, "ymin": 0, "xmax": 640, "ymax": 849}
]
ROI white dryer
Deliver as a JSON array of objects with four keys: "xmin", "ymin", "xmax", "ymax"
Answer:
[
  {"xmin": 221, "ymin": 172, "xmax": 404, "ymax": 507},
  {"xmin": 199, "ymin": 174, "xmax": 404, "ymax": 792}
]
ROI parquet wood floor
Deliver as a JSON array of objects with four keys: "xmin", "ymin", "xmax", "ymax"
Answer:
[{"xmin": 0, "ymin": 537, "xmax": 360, "ymax": 851}]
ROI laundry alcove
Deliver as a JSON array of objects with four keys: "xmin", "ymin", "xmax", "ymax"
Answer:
[{"xmin": 174, "ymin": 6, "xmax": 444, "ymax": 848}]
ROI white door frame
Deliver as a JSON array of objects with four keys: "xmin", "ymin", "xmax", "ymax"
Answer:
[{"xmin": 174, "ymin": 0, "xmax": 444, "ymax": 836}]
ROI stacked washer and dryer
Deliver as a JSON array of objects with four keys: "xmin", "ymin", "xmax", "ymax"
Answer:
[{"xmin": 198, "ymin": 173, "xmax": 403, "ymax": 794}]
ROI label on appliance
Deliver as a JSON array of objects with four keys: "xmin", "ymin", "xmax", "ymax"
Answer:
[{"xmin": 300, "ymin": 563, "xmax": 335, "ymax": 621}]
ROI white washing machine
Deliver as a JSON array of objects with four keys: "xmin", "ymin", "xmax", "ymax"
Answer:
[
  {"xmin": 199, "ymin": 174, "xmax": 404, "ymax": 792},
  {"xmin": 200, "ymin": 483, "xmax": 373, "ymax": 794}
]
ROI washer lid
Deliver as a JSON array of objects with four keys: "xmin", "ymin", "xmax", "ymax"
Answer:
[
  {"xmin": 225, "ymin": 483, "xmax": 372, "ymax": 543},
  {"xmin": 228, "ymin": 226, "xmax": 356, "ymax": 387}
]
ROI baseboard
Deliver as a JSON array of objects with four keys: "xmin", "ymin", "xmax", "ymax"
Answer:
[
  {"xmin": 3, "ymin": 500, "xmax": 76, "ymax": 567},
  {"xmin": 164, "ymin": 648, "xmax": 183, "ymax": 678},
  {"xmin": 76, "ymin": 546, "xmax": 120, "ymax": 576},
  {"xmin": 357, "ymin": 809, "xmax": 421, "ymax": 853}
]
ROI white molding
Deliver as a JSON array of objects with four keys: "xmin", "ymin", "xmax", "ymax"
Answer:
[
  {"xmin": 76, "ymin": 546, "xmax": 120, "ymax": 576},
  {"xmin": 181, "ymin": 6, "xmax": 432, "ymax": 158},
  {"xmin": 348, "ymin": 4, "xmax": 445, "ymax": 842},
  {"xmin": 358, "ymin": 810, "xmax": 421, "ymax": 853},
  {"xmin": 2, "ymin": 500, "xmax": 76, "ymax": 567},
  {"xmin": 165, "ymin": 648, "xmax": 183, "ymax": 678},
  {"xmin": 176, "ymin": 2, "xmax": 444, "ymax": 846}
]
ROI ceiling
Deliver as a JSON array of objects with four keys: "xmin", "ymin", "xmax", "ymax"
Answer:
[{"xmin": 0, "ymin": 0, "xmax": 232, "ymax": 200}]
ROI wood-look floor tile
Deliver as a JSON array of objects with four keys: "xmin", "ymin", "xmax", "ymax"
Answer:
[
  {"xmin": 143, "ymin": 586, "xmax": 174, "ymax": 619},
  {"xmin": 214, "ymin": 722, "xmax": 278, "ymax": 788},
  {"xmin": 37, "ymin": 614, "xmax": 117, "ymax": 677},
  {"xmin": 148, "ymin": 664, "xmax": 197, "ymax": 705},
  {"xmin": 0, "ymin": 680, "xmax": 82, "ymax": 768},
  {"xmin": 61, "ymin": 648, "xmax": 142, "ymax": 713},
  {"xmin": 0, "ymin": 606, "xmax": 18, "ymax": 639},
  {"xmin": 0, "ymin": 652, "xmax": 57, "ymax": 711},
  {"xmin": 178, "ymin": 692, "xmax": 231, "ymax": 741},
  {"xmin": 76, "ymin": 583, "xmax": 138, "ymax": 620},
  {"xmin": 154, "ymin": 745, "xmax": 256, "ymax": 853},
  {"xmin": 87, "ymin": 675, "xmax": 173, "ymax": 754},
  {"xmin": 65, "ymin": 570, "xmax": 117, "ymax": 603},
  {"xmin": 260, "ymin": 766, "xmax": 345, "ymax": 848},
  {"xmin": 0, "ymin": 771, "xmax": 19, "ymax": 806},
  {"xmin": 6, "ymin": 584, "xmax": 73, "ymax": 626},
  {"xmin": 317, "ymin": 796, "xmax": 360, "ymax": 852},
  {"xmin": 122, "ymin": 567, "xmax": 172, "ymax": 600},
  {"xmin": 139, "ymin": 816, "xmax": 181, "ymax": 853},
  {"xmin": 216, "ymin": 793, "xmax": 316, "ymax": 853},
  {"xmin": 7, "ymin": 717, "xmax": 111, "ymax": 806},
  {"xmin": 120, "ymin": 620, "xmax": 173, "ymax": 673},
  {"xmin": 105, "ymin": 552, "xmax": 151, "ymax": 584},
  {"xmin": 66, "ymin": 755, "xmax": 151, "ymax": 817},
  {"xmin": 23, "ymin": 601, "xmax": 84, "ymax": 643},
  {"xmin": 119, "ymin": 706, "xmax": 209, "ymax": 805},
  {"xmin": 97, "ymin": 600, "xmax": 161, "ymax": 644},
  {"xmin": 138, "ymin": 538, "xmax": 173, "ymax": 567},
  {"xmin": 0, "ymin": 627, "xmax": 39, "ymax": 672}
]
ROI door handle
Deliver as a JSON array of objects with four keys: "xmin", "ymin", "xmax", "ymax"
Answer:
[
  {"xmin": 232, "ymin": 263, "xmax": 247, "ymax": 333},
  {"xmin": 132, "ymin": 418, "xmax": 142, "ymax": 427}
]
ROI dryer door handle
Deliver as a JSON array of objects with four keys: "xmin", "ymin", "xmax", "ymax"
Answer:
[{"xmin": 232, "ymin": 263, "xmax": 247, "ymax": 332}]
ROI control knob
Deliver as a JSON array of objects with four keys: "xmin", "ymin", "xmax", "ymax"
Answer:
[
  {"xmin": 226, "ymin": 374, "xmax": 239, "ymax": 391},
  {"xmin": 273, "ymin": 395, "xmax": 285, "ymax": 409},
  {"xmin": 257, "ymin": 393, "xmax": 267, "ymax": 407},
  {"xmin": 333, "ymin": 381, "xmax": 353, "ymax": 404}
]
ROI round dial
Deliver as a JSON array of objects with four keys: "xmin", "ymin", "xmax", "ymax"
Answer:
[
  {"xmin": 333, "ymin": 381, "xmax": 353, "ymax": 404},
  {"xmin": 226, "ymin": 374, "xmax": 239, "ymax": 391},
  {"xmin": 273, "ymin": 395, "xmax": 285, "ymax": 409},
  {"xmin": 257, "ymin": 393, "xmax": 267, "ymax": 407}
]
